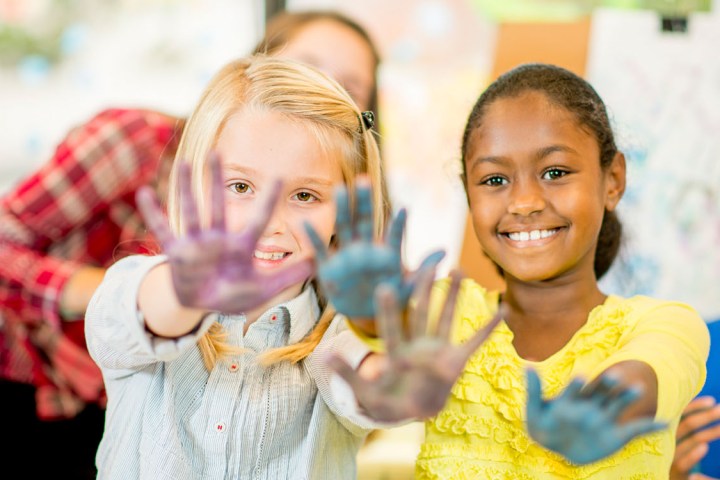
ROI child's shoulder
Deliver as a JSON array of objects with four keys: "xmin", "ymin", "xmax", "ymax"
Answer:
[{"xmin": 601, "ymin": 294, "xmax": 706, "ymax": 336}]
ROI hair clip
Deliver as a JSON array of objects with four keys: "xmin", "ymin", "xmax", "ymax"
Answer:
[{"xmin": 360, "ymin": 110, "xmax": 375, "ymax": 131}]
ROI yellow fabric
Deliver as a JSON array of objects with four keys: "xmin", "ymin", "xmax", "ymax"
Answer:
[
  {"xmin": 345, "ymin": 318, "xmax": 385, "ymax": 353},
  {"xmin": 414, "ymin": 278, "xmax": 709, "ymax": 480}
]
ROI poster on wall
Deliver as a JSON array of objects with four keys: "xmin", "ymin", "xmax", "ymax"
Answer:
[{"xmin": 587, "ymin": 7, "xmax": 720, "ymax": 321}]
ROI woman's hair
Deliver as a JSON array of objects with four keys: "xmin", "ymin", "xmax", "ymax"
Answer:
[
  {"xmin": 167, "ymin": 56, "xmax": 390, "ymax": 369},
  {"xmin": 253, "ymin": 10, "xmax": 381, "ymax": 131},
  {"xmin": 460, "ymin": 63, "xmax": 621, "ymax": 279}
]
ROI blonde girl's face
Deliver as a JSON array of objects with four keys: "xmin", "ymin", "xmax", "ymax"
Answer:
[
  {"xmin": 463, "ymin": 90, "xmax": 625, "ymax": 283},
  {"xmin": 214, "ymin": 109, "xmax": 344, "ymax": 273}
]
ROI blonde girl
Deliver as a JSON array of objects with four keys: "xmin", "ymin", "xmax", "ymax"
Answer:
[{"xmin": 85, "ymin": 56, "xmax": 391, "ymax": 479}]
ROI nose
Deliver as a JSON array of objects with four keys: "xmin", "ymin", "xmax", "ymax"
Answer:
[
  {"xmin": 507, "ymin": 179, "xmax": 546, "ymax": 216},
  {"xmin": 262, "ymin": 199, "xmax": 289, "ymax": 236}
]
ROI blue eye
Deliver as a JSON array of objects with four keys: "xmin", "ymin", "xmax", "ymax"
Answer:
[
  {"xmin": 482, "ymin": 176, "xmax": 508, "ymax": 187},
  {"xmin": 542, "ymin": 168, "xmax": 568, "ymax": 180}
]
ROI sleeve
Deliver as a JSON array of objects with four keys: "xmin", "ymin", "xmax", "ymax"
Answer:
[
  {"xmin": 0, "ymin": 108, "xmax": 178, "ymax": 328},
  {"xmin": 588, "ymin": 301, "xmax": 710, "ymax": 422},
  {"xmin": 85, "ymin": 254, "xmax": 217, "ymax": 380},
  {"xmin": 305, "ymin": 314, "xmax": 407, "ymax": 436}
]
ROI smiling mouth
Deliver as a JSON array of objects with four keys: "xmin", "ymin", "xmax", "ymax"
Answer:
[
  {"xmin": 253, "ymin": 250, "xmax": 291, "ymax": 261},
  {"xmin": 504, "ymin": 228, "xmax": 560, "ymax": 242}
]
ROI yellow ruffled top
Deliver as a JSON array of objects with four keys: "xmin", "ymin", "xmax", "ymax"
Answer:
[{"xmin": 416, "ymin": 278, "xmax": 709, "ymax": 480}]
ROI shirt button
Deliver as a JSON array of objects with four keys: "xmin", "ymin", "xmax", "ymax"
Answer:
[
  {"xmin": 228, "ymin": 363, "xmax": 239, "ymax": 372},
  {"xmin": 214, "ymin": 422, "xmax": 226, "ymax": 432}
]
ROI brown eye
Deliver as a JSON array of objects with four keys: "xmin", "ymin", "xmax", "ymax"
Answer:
[
  {"xmin": 294, "ymin": 191, "xmax": 318, "ymax": 203},
  {"xmin": 542, "ymin": 168, "xmax": 568, "ymax": 180},
  {"xmin": 231, "ymin": 183, "xmax": 250, "ymax": 194},
  {"xmin": 482, "ymin": 176, "xmax": 507, "ymax": 187}
]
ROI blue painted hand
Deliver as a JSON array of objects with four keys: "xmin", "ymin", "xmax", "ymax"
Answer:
[
  {"xmin": 526, "ymin": 369, "xmax": 667, "ymax": 465},
  {"xmin": 305, "ymin": 178, "xmax": 444, "ymax": 319}
]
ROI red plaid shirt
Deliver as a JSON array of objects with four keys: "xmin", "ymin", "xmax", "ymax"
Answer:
[{"xmin": 0, "ymin": 108, "xmax": 182, "ymax": 419}]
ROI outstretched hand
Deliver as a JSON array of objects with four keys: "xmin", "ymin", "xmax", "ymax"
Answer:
[
  {"xmin": 136, "ymin": 152, "xmax": 313, "ymax": 314},
  {"xmin": 305, "ymin": 179, "xmax": 444, "ymax": 319},
  {"xmin": 328, "ymin": 269, "xmax": 502, "ymax": 422},
  {"xmin": 526, "ymin": 370, "xmax": 667, "ymax": 465},
  {"xmin": 671, "ymin": 396, "xmax": 720, "ymax": 480}
]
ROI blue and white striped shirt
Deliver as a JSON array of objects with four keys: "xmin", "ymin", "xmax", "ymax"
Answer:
[{"xmin": 86, "ymin": 255, "xmax": 384, "ymax": 480}]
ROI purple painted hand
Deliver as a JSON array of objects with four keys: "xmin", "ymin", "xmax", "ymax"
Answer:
[
  {"xmin": 328, "ymin": 269, "xmax": 503, "ymax": 422},
  {"xmin": 136, "ymin": 153, "xmax": 313, "ymax": 314},
  {"xmin": 526, "ymin": 370, "xmax": 667, "ymax": 465}
]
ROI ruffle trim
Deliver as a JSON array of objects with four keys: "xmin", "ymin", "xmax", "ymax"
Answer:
[{"xmin": 449, "ymin": 285, "xmax": 636, "ymax": 424}]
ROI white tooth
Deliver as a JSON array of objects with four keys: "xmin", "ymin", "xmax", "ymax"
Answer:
[
  {"xmin": 254, "ymin": 251, "xmax": 285, "ymax": 260},
  {"xmin": 519, "ymin": 231, "xmax": 530, "ymax": 241},
  {"xmin": 529, "ymin": 230, "xmax": 540, "ymax": 240},
  {"xmin": 509, "ymin": 232, "xmax": 520, "ymax": 241}
]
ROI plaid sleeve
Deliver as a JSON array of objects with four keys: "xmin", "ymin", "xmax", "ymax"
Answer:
[{"xmin": 0, "ymin": 108, "xmax": 179, "ymax": 327}]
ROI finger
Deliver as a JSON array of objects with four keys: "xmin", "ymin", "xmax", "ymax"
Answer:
[
  {"xmin": 674, "ymin": 442, "xmax": 709, "ymax": 473},
  {"xmin": 435, "ymin": 271, "xmax": 462, "ymax": 341},
  {"xmin": 605, "ymin": 386, "xmax": 642, "ymax": 420},
  {"xmin": 179, "ymin": 162, "xmax": 201, "ymax": 235},
  {"xmin": 617, "ymin": 419, "xmax": 667, "ymax": 444},
  {"xmin": 245, "ymin": 179, "xmax": 282, "ymax": 242},
  {"xmin": 678, "ymin": 419, "xmax": 720, "ymax": 448},
  {"xmin": 582, "ymin": 373, "xmax": 620, "ymax": 404},
  {"xmin": 355, "ymin": 179, "xmax": 374, "ymax": 242},
  {"xmin": 375, "ymin": 284, "xmax": 403, "ymax": 358},
  {"xmin": 409, "ymin": 263, "xmax": 436, "ymax": 339},
  {"xmin": 400, "ymin": 249, "xmax": 445, "ymax": 303},
  {"xmin": 678, "ymin": 399, "xmax": 720, "ymax": 440},
  {"xmin": 136, "ymin": 186, "xmax": 174, "ymax": 249},
  {"xmin": 458, "ymin": 303, "xmax": 504, "ymax": 359},
  {"xmin": 326, "ymin": 353, "xmax": 368, "ymax": 394},
  {"xmin": 385, "ymin": 208, "xmax": 406, "ymax": 254},
  {"xmin": 682, "ymin": 396, "xmax": 717, "ymax": 420},
  {"xmin": 335, "ymin": 187, "xmax": 352, "ymax": 245},
  {"xmin": 303, "ymin": 222, "xmax": 329, "ymax": 262},
  {"xmin": 562, "ymin": 377, "xmax": 586, "ymax": 400},
  {"xmin": 689, "ymin": 473, "xmax": 715, "ymax": 480},
  {"xmin": 260, "ymin": 259, "xmax": 315, "ymax": 301},
  {"xmin": 526, "ymin": 369, "xmax": 545, "ymax": 419},
  {"xmin": 208, "ymin": 151, "xmax": 226, "ymax": 231}
]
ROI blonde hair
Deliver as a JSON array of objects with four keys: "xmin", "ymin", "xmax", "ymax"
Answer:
[{"xmin": 167, "ymin": 56, "xmax": 390, "ymax": 370}]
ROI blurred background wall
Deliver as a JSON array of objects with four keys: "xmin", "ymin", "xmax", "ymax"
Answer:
[{"xmin": 1, "ymin": 0, "xmax": 718, "ymax": 321}]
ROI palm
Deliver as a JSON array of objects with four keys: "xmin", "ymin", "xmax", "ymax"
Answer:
[
  {"xmin": 526, "ymin": 370, "xmax": 666, "ymax": 465},
  {"xmin": 306, "ymin": 181, "xmax": 443, "ymax": 318},
  {"xmin": 136, "ymin": 153, "xmax": 312, "ymax": 314},
  {"xmin": 328, "ymin": 271, "xmax": 502, "ymax": 422}
]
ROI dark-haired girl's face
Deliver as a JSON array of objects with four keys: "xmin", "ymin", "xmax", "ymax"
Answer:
[{"xmin": 463, "ymin": 91, "xmax": 625, "ymax": 283}]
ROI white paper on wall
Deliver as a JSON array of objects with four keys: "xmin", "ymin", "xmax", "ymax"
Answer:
[{"xmin": 587, "ymin": 7, "xmax": 720, "ymax": 320}]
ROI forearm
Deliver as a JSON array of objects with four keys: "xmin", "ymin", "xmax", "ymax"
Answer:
[
  {"xmin": 59, "ymin": 266, "xmax": 107, "ymax": 319},
  {"xmin": 599, "ymin": 360, "xmax": 659, "ymax": 421},
  {"xmin": 138, "ymin": 263, "xmax": 208, "ymax": 337}
]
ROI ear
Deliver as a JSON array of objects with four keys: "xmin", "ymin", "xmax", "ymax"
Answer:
[{"xmin": 604, "ymin": 152, "xmax": 626, "ymax": 212}]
